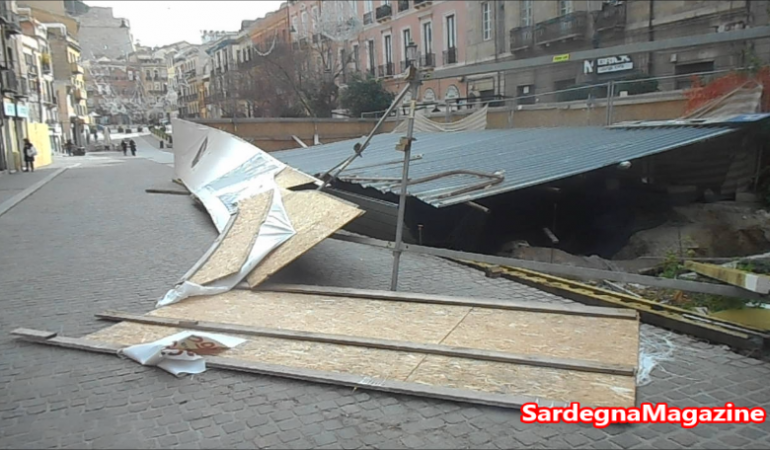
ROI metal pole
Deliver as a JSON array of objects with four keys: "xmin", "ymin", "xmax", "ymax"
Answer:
[
  {"xmin": 605, "ymin": 80, "xmax": 615, "ymax": 126},
  {"xmin": 390, "ymin": 80, "xmax": 420, "ymax": 291}
]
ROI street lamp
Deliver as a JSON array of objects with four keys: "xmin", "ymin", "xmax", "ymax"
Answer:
[{"xmin": 406, "ymin": 41, "xmax": 418, "ymax": 70}]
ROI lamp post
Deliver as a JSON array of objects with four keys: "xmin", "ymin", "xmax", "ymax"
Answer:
[{"xmin": 390, "ymin": 42, "xmax": 421, "ymax": 291}]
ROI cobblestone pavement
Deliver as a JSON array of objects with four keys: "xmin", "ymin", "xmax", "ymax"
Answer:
[{"xmin": 1, "ymin": 145, "xmax": 769, "ymax": 449}]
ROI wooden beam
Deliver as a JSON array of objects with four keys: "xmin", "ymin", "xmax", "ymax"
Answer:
[
  {"xmin": 260, "ymin": 284, "xmax": 637, "ymax": 320},
  {"xmin": 96, "ymin": 311, "xmax": 636, "ymax": 376},
  {"xmin": 685, "ymin": 261, "xmax": 770, "ymax": 295},
  {"xmin": 178, "ymin": 213, "xmax": 238, "ymax": 284},
  {"xmin": 11, "ymin": 328, "xmax": 570, "ymax": 410},
  {"xmin": 330, "ymin": 233, "xmax": 769, "ymax": 301}
]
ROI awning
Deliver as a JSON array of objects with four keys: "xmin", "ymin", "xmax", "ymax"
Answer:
[{"xmin": 272, "ymin": 125, "xmax": 737, "ymax": 208}]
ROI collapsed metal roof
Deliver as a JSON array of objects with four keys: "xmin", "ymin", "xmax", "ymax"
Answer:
[{"xmin": 272, "ymin": 126, "xmax": 737, "ymax": 208}]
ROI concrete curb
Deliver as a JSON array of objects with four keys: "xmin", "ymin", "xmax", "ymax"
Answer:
[{"xmin": 0, "ymin": 167, "xmax": 69, "ymax": 218}]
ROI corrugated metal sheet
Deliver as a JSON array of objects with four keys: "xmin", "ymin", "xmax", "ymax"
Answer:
[{"xmin": 272, "ymin": 127, "xmax": 737, "ymax": 208}]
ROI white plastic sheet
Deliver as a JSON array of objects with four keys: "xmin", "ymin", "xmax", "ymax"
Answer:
[
  {"xmin": 158, "ymin": 120, "xmax": 299, "ymax": 307},
  {"xmin": 119, "ymin": 331, "xmax": 246, "ymax": 376}
]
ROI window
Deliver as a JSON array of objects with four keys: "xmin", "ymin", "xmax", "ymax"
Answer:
[
  {"xmin": 559, "ymin": 0, "xmax": 573, "ymax": 16},
  {"xmin": 364, "ymin": 0, "xmax": 373, "ymax": 12},
  {"xmin": 482, "ymin": 2, "xmax": 492, "ymax": 41},
  {"xmin": 675, "ymin": 61, "xmax": 715, "ymax": 89},
  {"xmin": 422, "ymin": 21, "xmax": 433, "ymax": 55},
  {"xmin": 384, "ymin": 35, "xmax": 393, "ymax": 65},
  {"xmin": 445, "ymin": 14, "xmax": 456, "ymax": 49},
  {"xmin": 311, "ymin": 6, "xmax": 319, "ymax": 32},
  {"xmin": 521, "ymin": 0, "xmax": 533, "ymax": 26},
  {"xmin": 350, "ymin": 0, "xmax": 357, "ymax": 15},
  {"xmin": 402, "ymin": 28, "xmax": 412, "ymax": 63},
  {"xmin": 367, "ymin": 39, "xmax": 376, "ymax": 74},
  {"xmin": 301, "ymin": 11, "xmax": 309, "ymax": 35},
  {"xmin": 292, "ymin": 17, "xmax": 299, "ymax": 34},
  {"xmin": 352, "ymin": 43, "xmax": 360, "ymax": 71}
]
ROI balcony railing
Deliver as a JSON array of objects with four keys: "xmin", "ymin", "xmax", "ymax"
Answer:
[
  {"xmin": 70, "ymin": 62, "xmax": 84, "ymax": 74},
  {"xmin": 376, "ymin": 4, "xmax": 392, "ymax": 22},
  {"xmin": 414, "ymin": 0, "xmax": 432, "ymax": 9},
  {"xmin": 400, "ymin": 59, "xmax": 415, "ymax": 72},
  {"xmin": 595, "ymin": 2, "xmax": 627, "ymax": 32},
  {"xmin": 398, "ymin": 0, "xmax": 410, "ymax": 13},
  {"xmin": 443, "ymin": 47, "xmax": 457, "ymax": 65},
  {"xmin": 535, "ymin": 11, "xmax": 588, "ymax": 45},
  {"xmin": 27, "ymin": 64, "xmax": 38, "ymax": 77},
  {"xmin": 510, "ymin": 26, "xmax": 534, "ymax": 52},
  {"xmin": 41, "ymin": 62, "xmax": 52, "ymax": 75},
  {"xmin": 420, "ymin": 52, "xmax": 435, "ymax": 67},
  {"xmin": 377, "ymin": 62, "xmax": 394, "ymax": 78},
  {"xmin": 363, "ymin": 11, "xmax": 373, "ymax": 25}
]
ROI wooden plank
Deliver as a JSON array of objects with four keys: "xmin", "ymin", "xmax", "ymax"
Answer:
[
  {"xmin": 245, "ymin": 190, "xmax": 363, "ymax": 288},
  {"xmin": 189, "ymin": 191, "xmax": 273, "ymax": 285},
  {"xmin": 144, "ymin": 188, "xmax": 190, "ymax": 196},
  {"xmin": 685, "ymin": 261, "xmax": 770, "ymax": 294},
  {"xmin": 330, "ymin": 233, "xmax": 768, "ymax": 301},
  {"xmin": 96, "ymin": 311, "xmax": 636, "ymax": 376},
  {"xmin": 178, "ymin": 213, "xmax": 238, "ymax": 284},
  {"xmin": 260, "ymin": 284, "xmax": 638, "ymax": 320},
  {"xmin": 11, "ymin": 328, "xmax": 570, "ymax": 410}
]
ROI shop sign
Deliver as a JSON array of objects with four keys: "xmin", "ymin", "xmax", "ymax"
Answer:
[{"xmin": 583, "ymin": 55, "xmax": 633, "ymax": 74}]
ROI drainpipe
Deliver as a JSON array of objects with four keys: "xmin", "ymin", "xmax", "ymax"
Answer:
[{"xmin": 647, "ymin": 0, "xmax": 655, "ymax": 76}]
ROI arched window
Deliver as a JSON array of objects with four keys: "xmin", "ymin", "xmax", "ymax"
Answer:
[{"xmin": 423, "ymin": 88, "xmax": 435, "ymax": 102}]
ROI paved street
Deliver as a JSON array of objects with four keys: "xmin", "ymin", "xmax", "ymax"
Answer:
[{"xmin": 1, "ymin": 137, "xmax": 769, "ymax": 449}]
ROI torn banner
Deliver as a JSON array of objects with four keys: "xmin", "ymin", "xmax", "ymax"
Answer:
[
  {"xmin": 119, "ymin": 331, "xmax": 246, "ymax": 376},
  {"xmin": 158, "ymin": 120, "xmax": 301, "ymax": 307}
]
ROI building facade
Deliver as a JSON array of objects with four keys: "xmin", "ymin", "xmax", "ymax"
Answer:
[
  {"xmin": 0, "ymin": 0, "xmax": 30, "ymax": 172},
  {"xmin": 67, "ymin": 4, "xmax": 134, "ymax": 60}
]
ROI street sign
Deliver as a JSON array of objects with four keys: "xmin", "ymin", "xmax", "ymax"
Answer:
[{"xmin": 552, "ymin": 54, "xmax": 570, "ymax": 63}]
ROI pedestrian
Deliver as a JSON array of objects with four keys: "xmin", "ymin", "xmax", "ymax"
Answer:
[
  {"xmin": 65, "ymin": 139, "xmax": 74, "ymax": 156},
  {"xmin": 23, "ymin": 139, "xmax": 37, "ymax": 172},
  {"xmin": 129, "ymin": 139, "xmax": 136, "ymax": 156},
  {"xmin": 121, "ymin": 140, "xmax": 127, "ymax": 156}
]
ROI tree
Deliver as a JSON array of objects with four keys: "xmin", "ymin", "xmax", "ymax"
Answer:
[{"xmin": 340, "ymin": 74, "xmax": 395, "ymax": 118}]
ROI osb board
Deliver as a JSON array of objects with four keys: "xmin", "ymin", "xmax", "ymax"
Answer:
[
  {"xmin": 148, "ymin": 290, "xmax": 638, "ymax": 366},
  {"xmin": 86, "ymin": 321, "xmax": 635, "ymax": 407},
  {"xmin": 275, "ymin": 167, "xmax": 317, "ymax": 189},
  {"xmin": 148, "ymin": 290, "xmax": 471, "ymax": 344},
  {"xmin": 189, "ymin": 191, "xmax": 273, "ymax": 285},
  {"xmin": 406, "ymin": 355, "xmax": 635, "ymax": 407},
  {"xmin": 441, "ymin": 309, "xmax": 639, "ymax": 367},
  {"xmin": 86, "ymin": 322, "xmax": 421, "ymax": 380},
  {"xmin": 245, "ymin": 190, "xmax": 363, "ymax": 287}
]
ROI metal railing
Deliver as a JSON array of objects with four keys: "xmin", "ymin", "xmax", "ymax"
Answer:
[
  {"xmin": 414, "ymin": 0, "xmax": 432, "ymax": 8},
  {"xmin": 535, "ymin": 11, "xmax": 588, "ymax": 44},
  {"xmin": 595, "ymin": 2, "xmax": 627, "ymax": 32},
  {"xmin": 398, "ymin": 0, "xmax": 410, "ymax": 13},
  {"xmin": 420, "ymin": 52, "xmax": 435, "ymax": 67},
  {"xmin": 400, "ymin": 59, "xmax": 415, "ymax": 72},
  {"xmin": 510, "ymin": 26, "xmax": 534, "ymax": 52},
  {"xmin": 378, "ymin": 62, "xmax": 395, "ymax": 78},
  {"xmin": 363, "ymin": 11, "xmax": 373, "ymax": 25},
  {"xmin": 443, "ymin": 47, "xmax": 457, "ymax": 65},
  {"xmin": 376, "ymin": 4, "xmax": 393, "ymax": 21}
]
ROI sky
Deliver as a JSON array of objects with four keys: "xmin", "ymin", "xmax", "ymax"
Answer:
[{"xmin": 85, "ymin": 1, "xmax": 284, "ymax": 47}]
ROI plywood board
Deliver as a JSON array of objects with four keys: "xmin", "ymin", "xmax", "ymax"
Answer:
[
  {"xmin": 275, "ymin": 167, "xmax": 318, "ymax": 189},
  {"xmin": 442, "ymin": 309, "xmax": 639, "ymax": 367},
  {"xmin": 147, "ymin": 290, "xmax": 471, "ymax": 344},
  {"xmin": 189, "ymin": 191, "xmax": 273, "ymax": 285},
  {"xmin": 407, "ymin": 356, "xmax": 636, "ymax": 407},
  {"xmin": 85, "ymin": 321, "xmax": 635, "ymax": 406},
  {"xmin": 245, "ymin": 190, "xmax": 363, "ymax": 288}
]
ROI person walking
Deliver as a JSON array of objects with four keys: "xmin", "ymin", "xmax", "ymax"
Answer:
[
  {"xmin": 121, "ymin": 139, "xmax": 127, "ymax": 156},
  {"xmin": 23, "ymin": 139, "xmax": 38, "ymax": 172},
  {"xmin": 64, "ymin": 139, "xmax": 74, "ymax": 156},
  {"xmin": 129, "ymin": 139, "xmax": 136, "ymax": 156}
]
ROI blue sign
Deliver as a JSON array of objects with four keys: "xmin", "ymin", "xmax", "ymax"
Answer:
[{"xmin": 2, "ymin": 101, "xmax": 29, "ymax": 118}]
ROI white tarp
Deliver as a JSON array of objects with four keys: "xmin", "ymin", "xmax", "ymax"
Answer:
[
  {"xmin": 392, "ymin": 105, "xmax": 488, "ymax": 134},
  {"xmin": 119, "ymin": 331, "xmax": 246, "ymax": 376},
  {"xmin": 158, "ymin": 119, "xmax": 298, "ymax": 307}
]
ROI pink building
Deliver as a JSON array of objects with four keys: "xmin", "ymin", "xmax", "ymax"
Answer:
[
  {"xmin": 355, "ymin": 0, "xmax": 469, "ymax": 106},
  {"xmin": 285, "ymin": 1, "xmax": 470, "ymax": 110}
]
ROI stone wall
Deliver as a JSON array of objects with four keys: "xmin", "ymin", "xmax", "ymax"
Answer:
[{"xmin": 77, "ymin": 6, "xmax": 134, "ymax": 60}]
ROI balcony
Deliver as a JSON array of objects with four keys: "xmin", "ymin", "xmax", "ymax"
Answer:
[
  {"xmin": 400, "ymin": 59, "xmax": 415, "ymax": 72},
  {"xmin": 363, "ymin": 11, "xmax": 373, "ymax": 25},
  {"xmin": 2, "ymin": 70, "xmax": 19, "ymax": 94},
  {"xmin": 3, "ymin": 13, "xmax": 21, "ymax": 36},
  {"xmin": 41, "ymin": 62, "xmax": 52, "ymax": 75},
  {"xmin": 420, "ymin": 52, "xmax": 435, "ymax": 67},
  {"xmin": 70, "ymin": 62, "xmax": 84, "ymax": 74},
  {"xmin": 377, "ymin": 62, "xmax": 395, "ymax": 78},
  {"xmin": 535, "ymin": 11, "xmax": 588, "ymax": 45},
  {"xmin": 185, "ymin": 69, "xmax": 196, "ymax": 79},
  {"xmin": 73, "ymin": 87, "xmax": 85, "ymax": 101},
  {"xmin": 414, "ymin": 0, "xmax": 432, "ymax": 9},
  {"xmin": 376, "ymin": 4, "xmax": 392, "ymax": 22},
  {"xmin": 510, "ymin": 26, "xmax": 534, "ymax": 52},
  {"xmin": 397, "ymin": 0, "xmax": 410, "ymax": 13},
  {"xmin": 27, "ymin": 64, "xmax": 38, "ymax": 77},
  {"xmin": 595, "ymin": 2, "xmax": 627, "ymax": 32},
  {"xmin": 443, "ymin": 47, "xmax": 457, "ymax": 65}
]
